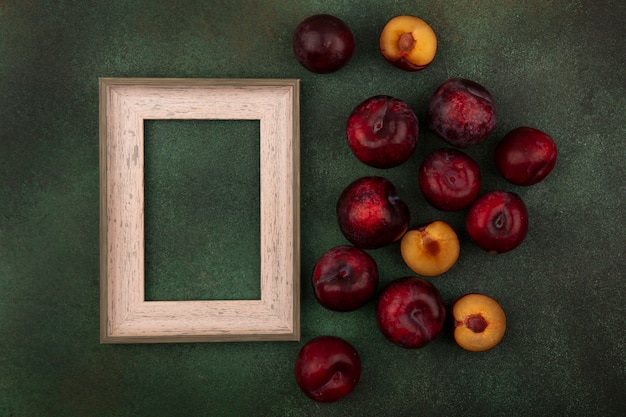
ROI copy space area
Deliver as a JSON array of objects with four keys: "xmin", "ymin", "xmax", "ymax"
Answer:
[{"xmin": 143, "ymin": 119, "xmax": 261, "ymax": 301}]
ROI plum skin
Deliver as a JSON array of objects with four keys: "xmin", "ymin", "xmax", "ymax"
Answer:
[
  {"xmin": 427, "ymin": 78, "xmax": 497, "ymax": 148},
  {"xmin": 418, "ymin": 148, "xmax": 482, "ymax": 211},
  {"xmin": 292, "ymin": 14, "xmax": 354, "ymax": 74},
  {"xmin": 311, "ymin": 245, "xmax": 379, "ymax": 312},
  {"xmin": 495, "ymin": 126, "xmax": 558, "ymax": 186},
  {"xmin": 294, "ymin": 336, "xmax": 362, "ymax": 403},
  {"xmin": 375, "ymin": 277, "xmax": 446, "ymax": 348},
  {"xmin": 346, "ymin": 95, "xmax": 419, "ymax": 169},
  {"xmin": 336, "ymin": 176, "xmax": 410, "ymax": 250},
  {"xmin": 466, "ymin": 190, "xmax": 529, "ymax": 254}
]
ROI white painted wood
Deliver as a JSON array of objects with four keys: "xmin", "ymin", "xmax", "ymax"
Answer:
[{"xmin": 99, "ymin": 78, "xmax": 300, "ymax": 343}]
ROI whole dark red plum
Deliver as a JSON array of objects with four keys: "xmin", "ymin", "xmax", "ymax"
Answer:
[
  {"xmin": 294, "ymin": 336, "xmax": 362, "ymax": 403},
  {"xmin": 466, "ymin": 190, "xmax": 529, "ymax": 254},
  {"xmin": 336, "ymin": 176, "xmax": 410, "ymax": 250},
  {"xmin": 292, "ymin": 14, "xmax": 354, "ymax": 74},
  {"xmin": 311, "ymin": 245, "xmax": 379, "ymax": 312},
  {"xmin": 427, "ymin": 78, "xmax": 497, "ymax": 148},
  {"xmin": 495, "ymin": 126, "xmax": 558, "ymax": 186},
  {"xmin": 346, "ymin": 95, "xmax": 419, "ymax": 169},
  {"xmin": 418, "ymin": 148, "xmax": 481, "ymax": 211},
  {"xmin": 376, "ymin": 277, "xmax": 446, "ymax": 348}
]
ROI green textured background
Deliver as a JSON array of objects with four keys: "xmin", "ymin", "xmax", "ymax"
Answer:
[{"xmin": 1, "ymin": 0, "xmax": 624, "ymax": 416}]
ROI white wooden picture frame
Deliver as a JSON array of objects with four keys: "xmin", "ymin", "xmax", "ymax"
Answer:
[{"xmin": 99, "ymin": 78, "xmax": 300, "ymax": 343}]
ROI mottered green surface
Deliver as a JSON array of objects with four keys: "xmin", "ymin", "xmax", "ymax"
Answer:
[{"xmin": 1, "ymin": 1, "xmax": 624, "ymax": 415}]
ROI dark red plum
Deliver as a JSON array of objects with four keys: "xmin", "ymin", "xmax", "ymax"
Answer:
[
  {"xmin": 292, "ymin": 14, "xmax": 354, "ymax": 74},
  {"xmin": 427, "ymin": 78, "xmax": 497, "ymax": 148},
  {"xmin": 376, "ymin": 277, "xmax": 446, "ymax": 348},
  {"xmin": 312, "ymin": 245, "xmax": 379, "ymax": 311},
  {"xmin": 495, "ymin": 127, "xmax": 558, "ymax": 186},
  {"xmin": 294, "ymin": 336, "xmax": 362, "ymax": 403},
  {"xmin": 346, "ymin": 95, "xmax": 419, "ymax": 169},
  {"xmin": 336, "ymin": 176, "xmax": 410, "ymax": 250},
  {"xmin": 466, "ymin": 190, "xmax": 528, "ymax": 254},
  {"xmin": 418, "ymin": 148, "xmax": 481, "ymax": 211}
]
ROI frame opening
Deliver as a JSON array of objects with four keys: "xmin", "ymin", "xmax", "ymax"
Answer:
[{"xmin": 143, "ymin": 119, "xmax": 261, "ymax": 301}]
